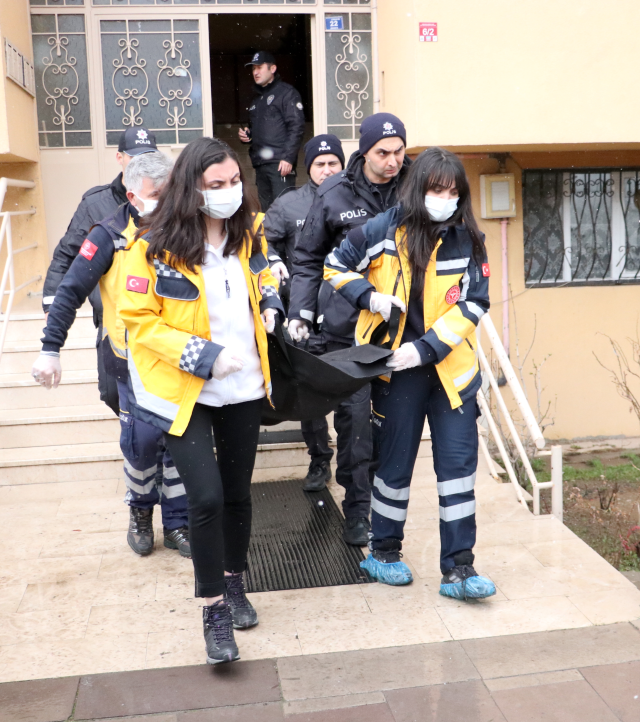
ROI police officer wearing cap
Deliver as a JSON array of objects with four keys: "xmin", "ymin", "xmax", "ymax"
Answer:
[
  {"xmin": 287, "ymin": 113, "xmax": 411, "ymax": 547},
  {"xmin": 238, "ymin": 51, "xmax": 305, "ymax": 211},
  {"xmin": 263, "ymin": 134, "xmax": 345, "ymax": 493},
  {"xmin": 42, "ymin": 127, "xmax": 160, "ymax": 415}
]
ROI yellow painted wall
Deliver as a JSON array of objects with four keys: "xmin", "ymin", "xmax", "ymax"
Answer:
[
  {"xmin": 462, "ymin": 156, "xmax": 640, "ymax": 441},
  {"xmin": 0, "ymin": 0, "xmax": 48, "ymax": 309},
  {"xmin": 378, "ymin": 0, "xmax": 640, "ymax": 150}
]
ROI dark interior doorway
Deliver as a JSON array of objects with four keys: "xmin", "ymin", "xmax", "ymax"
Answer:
[{"xmin": 209, "ymin": 14, "xmax": 314, "ymax": 188}]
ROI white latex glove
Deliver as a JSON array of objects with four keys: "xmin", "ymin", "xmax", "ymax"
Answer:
[
  {"xmin": 270, "ymin": 262, "xmax": 289, "ymax": 285},
  {"xmin": 369, "ymin": 291, "xmax": 406, "ymax": 321},
  {"xmin": 386, "ymin": 343, "xmax": 422, "ymax": 371},
  {"xmin": 288, "ymin": 319, "xmax": 310, "ymax": 342},
  {"xmin": 212, "ymin": 348, "xmax": 244, "ymax": 381},
  {"xmin": 261, "ymin": 308, "xmax": 277, "ymax": 334},
  {"xmin": 31, "ymin": 353, "xmax": 62, "ymax": 389}
]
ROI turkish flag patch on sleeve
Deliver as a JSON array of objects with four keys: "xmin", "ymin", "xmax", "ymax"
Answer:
[
  {"xmin": 482, "ymin": 263, "xmax": 491, "ymax": 277},
  {"xmin": 79, "ymin": 239, "xmax": 98, "ymax": 261},
  {"xmin": 126, "ymin": 275, "xmax": 149, "ymax": 294}
]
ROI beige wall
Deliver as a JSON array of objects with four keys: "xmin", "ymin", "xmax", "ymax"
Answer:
[
  {"xmin": 0, "ymin": 0, "xmax": 48, "ymax": 309},
  {"xmin": 463, "ymin": 156, "xmax": 640, "ymax": 441},
  {"xmin": 378, "ymin": 0, "xmax": 640, "ymax": 151}
]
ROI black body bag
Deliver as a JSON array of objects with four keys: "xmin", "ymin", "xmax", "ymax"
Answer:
[{"xmin": 261, "ymin": 307, "xmax": 401, "ymax": 425}]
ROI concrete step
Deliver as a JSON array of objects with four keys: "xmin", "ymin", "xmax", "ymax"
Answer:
[
  {"xmin": 0, "ymin": 339, "xmax": 97, "ymax": 375},
  {"xmin": 0, "ymin": 311, "xmax": 96, "ymax": 344},
  {"xmin": 0, "ymin": 370, "xmax": 100, "ymax": 409},
  {"xmin": 0, "ymin": 404, "xmax": 119, "ymax": 449}
]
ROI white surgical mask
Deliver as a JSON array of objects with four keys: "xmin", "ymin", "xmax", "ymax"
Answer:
[
  {"xmin": 134, "ymin": 195, "xmax": 158, "ymax": 217},
  {"xmin": 424, "ymin": 195, "xmax": 459, "ymax": 222},
  {"xmin": 199, "ymin": 183, "xmax": 243, "ymax": 219}
]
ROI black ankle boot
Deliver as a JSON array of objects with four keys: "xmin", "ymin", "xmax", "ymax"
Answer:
[
  {"xmin": 127, "ymin": 507, "xmax": 154, "ymax": 556},
  {"xmin": 225, "ymin": 573, "xmax": 258, "ymax": 629},
  {"xmin": 203, "ymin": 600, "xmax": 239, "ymax": 665},
  {"xmin": 303, "ymin": 460, "xmax": 331, "ymax": 492}
]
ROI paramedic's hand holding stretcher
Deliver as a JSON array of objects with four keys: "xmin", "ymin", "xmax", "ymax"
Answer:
[
  {"xmin": 31, "ymin": 353, "xmax": 62, "ymax": 389},
  {"xmin": 261, "ymin": 308, "xmax": 277, "ymax": 334},
  {"xmin": 387, "ymin": 343, "xmax": 422, "ymax": 371},
  {"xmin": 288, "ymin": 318, "xmax": 310, "ymax": 342},
  {"xmin": 369, "ymin": 292, "xmax": 406, "ymax": 321}
]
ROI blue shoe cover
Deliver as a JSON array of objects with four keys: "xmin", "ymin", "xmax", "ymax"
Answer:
[
  {"xmin": 360, "ymin": 553, "xmax": 413, "ymax": 586},
  {"xmin": 439, "ymin": 574, "xmax": 496, "ymax": 600}
]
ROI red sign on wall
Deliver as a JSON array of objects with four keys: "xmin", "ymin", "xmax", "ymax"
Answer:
[{"xmin": 419, "ymin": 22, "xmax": 438, "ymax": 42}]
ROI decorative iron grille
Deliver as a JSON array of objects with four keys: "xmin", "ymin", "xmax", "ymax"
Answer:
[
  {"xmin": 523, "ymin": 169, "xmax": 640, "ymax": 285},
  {"xmin": 30, "ymin": 0, "xmax": 84, "ymax": 6},
  {"xmin": 100, "ymin": 18, "xmax": 204, "ymax": 146},
  {"xmin": 31, "ymin": 14, "xmax": 92, "ymax": 148},
  {"xmin": 94, "ymin": 0, "xmax": 314, "ymax": 5},
  {"xmin": 324, "ymin": 12, "xmax": 372, "ymax": 141}
]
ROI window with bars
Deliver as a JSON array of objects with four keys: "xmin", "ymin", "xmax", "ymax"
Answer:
[{"xmin": 523, "ymin": 169, "xmax": 640, "ymax": 286}]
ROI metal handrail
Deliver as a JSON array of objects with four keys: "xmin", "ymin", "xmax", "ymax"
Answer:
[
  {"xmin": 0, "ymin": 178, "xmax": 39, "ymax": 362},
  {"xmin": 477, "ymin": 313, "xmax": 563, "ymax": 519}
]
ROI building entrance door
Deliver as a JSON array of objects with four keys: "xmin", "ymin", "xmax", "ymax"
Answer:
[{"xmin": 209, "ymin": 13, "xmax": 314, "ymax": 195}]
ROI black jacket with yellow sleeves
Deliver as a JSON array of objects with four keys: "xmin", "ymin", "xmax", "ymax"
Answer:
[
  {"xmin": 323, "ymin": 205, "xmax": 490, "ymax": 409},
  {"xmin": 119, "ymin": 219, "xmax": 283, "ymax": 436}
]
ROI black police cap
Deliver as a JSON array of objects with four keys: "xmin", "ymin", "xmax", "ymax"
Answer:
[
  {"xmin": 245, "ymin": 51, "xmax": 276, "ymax": 67},
  {"xmin": 117, "ymin": 127, "xmax": 158, "ymax": 156}
]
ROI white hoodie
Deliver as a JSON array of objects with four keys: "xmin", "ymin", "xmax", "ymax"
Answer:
[{"xmin": 197, "ymin": 239, "xmax": 265, "ymax": 407}]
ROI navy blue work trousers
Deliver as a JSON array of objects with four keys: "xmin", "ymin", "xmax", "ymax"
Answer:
[
  {"xmin": 117, "ymin": 380, "xmax": 188, "ymax": 530},
  {"xmin": 370, "ymin": 364, "xmax": 478, "ymax": 573}
]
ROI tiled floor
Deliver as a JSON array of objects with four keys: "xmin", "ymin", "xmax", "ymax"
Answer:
[
  {"xmin": 2, "ymin": 624, "xmax": 640, "ymax": 721},
  {"xmin": 1, "ymin": 451, "xmax": 640, "ymax": 684}
]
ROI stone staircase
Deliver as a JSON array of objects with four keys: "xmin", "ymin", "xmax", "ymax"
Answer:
[{"xmin": 0, "ymin": 310, "xmax": 319, "ymax": 490}]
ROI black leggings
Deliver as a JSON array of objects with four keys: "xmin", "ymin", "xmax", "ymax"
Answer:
[{"xmin": 164, "ymin": 399, "xmax": 263, "ymax": 598}]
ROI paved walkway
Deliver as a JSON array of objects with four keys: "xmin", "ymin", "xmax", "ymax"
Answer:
[
  {"xmin": 2, "ymin": 452, "xmax": 640, "ymax": 682},
  {"xmin": 2, "ymin": 622, "xmax": 640, "ymax": 721}
]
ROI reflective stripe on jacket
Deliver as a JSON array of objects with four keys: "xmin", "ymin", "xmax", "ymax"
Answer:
[
  {"xmin": 323, "ymin": 205, "xmax": 490, "ymax": 409},
  {"xmin": 119, "ymin": 216, "xmax": 283, "ymax": 436}
]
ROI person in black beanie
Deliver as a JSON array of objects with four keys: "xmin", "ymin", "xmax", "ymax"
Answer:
[
  {"xmin": 287, "ymin": 113, "xmax": 411, "ymax": 546},
  {"xmin": 263, "ymin": 134, "xmax": 345, "ymax": 493}
]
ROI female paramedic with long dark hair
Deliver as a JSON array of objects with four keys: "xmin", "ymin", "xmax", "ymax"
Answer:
[
  {"xmin": 119, "ymin": 137, "xmax": 283, "ymax": 664},
  {"xmin": 324, "ymin": 147, "xmax": 495, "ymax": 600}
]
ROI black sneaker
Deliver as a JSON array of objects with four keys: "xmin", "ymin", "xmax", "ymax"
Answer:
[
  {"xmin": 343, "ymin": 517, "xmax": 370, "ymax": 546},
  {"xmin": 127, "ymin": 507, "xmax": 154, "ymax": 556},
  {"xmin": 203, "ymin": 600, "xmax": 240, "ymax": 665},
  {"xmin": 163, "ymin": 527, "xmax": 191, "ymax": 557},
  {"xmin": 303, "ymin": 460, "xmax": 331, "ymax": 492},
  {"xmin": 225, "ymin": 573, "xmax": 258, "ymax": 629}
]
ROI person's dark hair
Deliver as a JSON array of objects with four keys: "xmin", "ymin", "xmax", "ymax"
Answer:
[
  {"xmin": 141, "ymin": 137, "xmax": 261, "ymax": 271},
  {"xmin": 398, "ymin": 147, "xmax": 485, "ymax": 295}
]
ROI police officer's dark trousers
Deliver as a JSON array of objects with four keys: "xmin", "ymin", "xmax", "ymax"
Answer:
[
  {"xmin": 255, "ymin": 164, "xmax": 296, "ymax": 211},
  {"xmin": 370, "ymin": 363, "xmax": 478, "ymax": 573},
  {"xmin": 326, "ymin": 339, "xmax": 372, "ymax": 519},
  {"xmin": 117, "ymin": 380, "xmax": 188, "ymax": 530}
]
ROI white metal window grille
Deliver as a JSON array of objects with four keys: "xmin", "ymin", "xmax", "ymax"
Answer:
[
  {"xmin": 100, "ymin": 18, "xmax": 204, "ymax": 146},
  {"xmin": 324, "ymin": 12, "xmax": 372, "ymax": 141},
  {"xmin": 5, "ymin": 40, "xmax": 36, "ymax": 97},
  {"xmin": 523, "ymin": 169, "xmax": 640, "ymax": 286},
  {"xmin": 30, "ymin": 0, "xmax": 85, "ymax": 6},
  {"xmin": 93, "ymin": 1, "xmax": 315, "ymax": 5},
  {"xmin": 31, "ymin": 14, "xmax": 92, "ymax": 148}
]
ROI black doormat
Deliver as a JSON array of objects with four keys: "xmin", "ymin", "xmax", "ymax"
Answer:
[{"xmin": 245, "ymin": 479, "xmax": 374, "ymax": 593}]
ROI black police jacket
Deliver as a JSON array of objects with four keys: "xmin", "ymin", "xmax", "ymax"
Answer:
[
  {"xmin": 245, "ymin": 75, "xmax": 305, "ymax": 167},
  {"xmin": 42, "ymin": 173, "xmax": 127, "ymax": 314},
  {"xmin": 288, "ymin": 151, "xmax": 411, "ymax": 343},
  {"xmin": 263, "ymin": 180, "xmax": 318, "ymax": 273}
]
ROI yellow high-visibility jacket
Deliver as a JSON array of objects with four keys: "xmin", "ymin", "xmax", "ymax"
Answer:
[
  {"xmin": 119, "ymin": 217, "xmax": 282, "ymax": 435},
  {"xmin": 324, "ymin": 206, "xmax": 490, "ymax": 409},
  {"xmin": 41, "ymin": 203, "xmax": 138, "ymax": 382}
]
